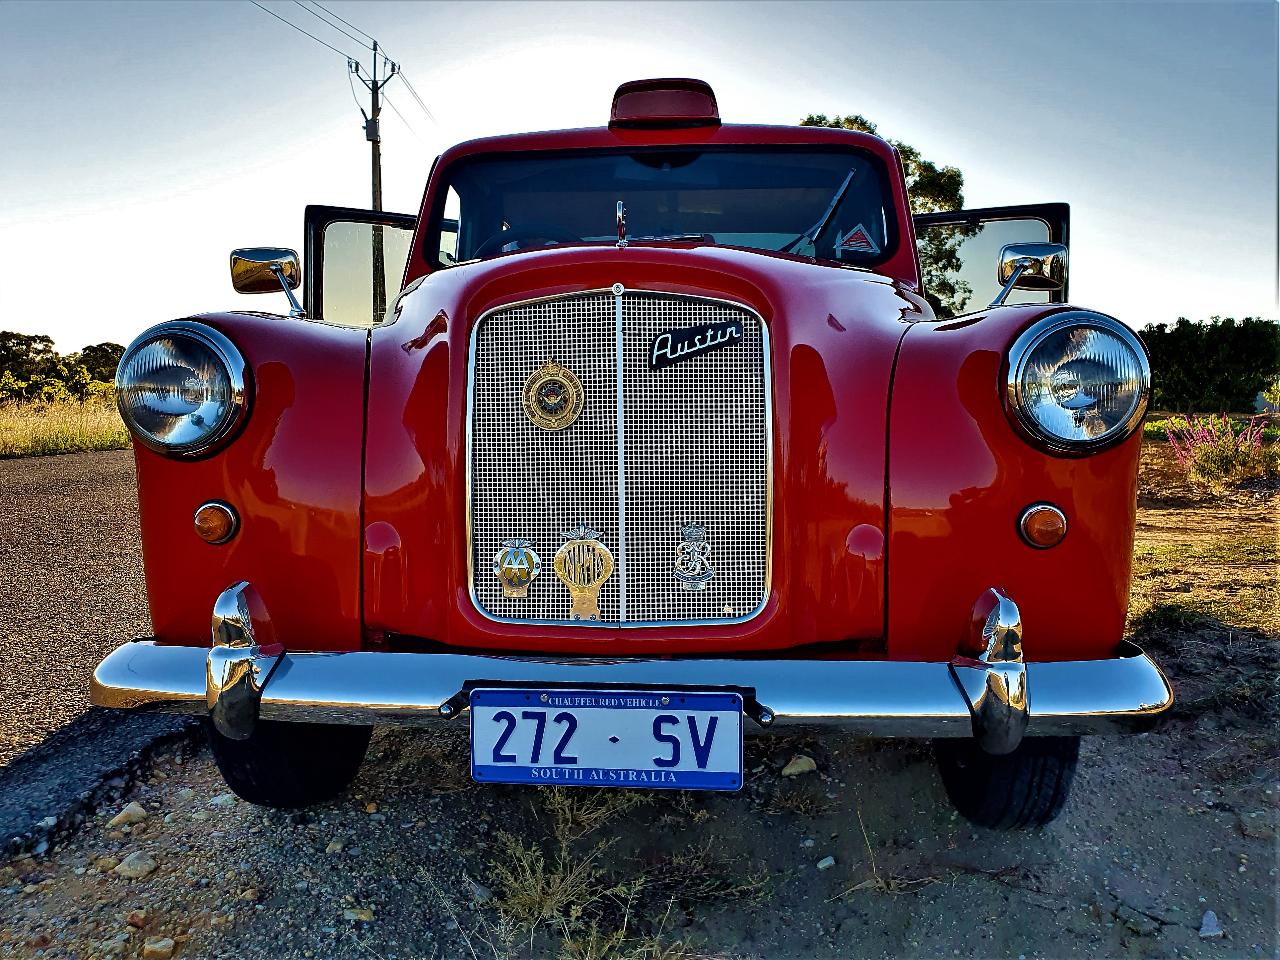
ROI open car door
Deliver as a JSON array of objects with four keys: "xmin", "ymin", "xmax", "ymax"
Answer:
[
  {"xmin": 303, "ymin": 205, "xmax": 417, "ymax": 327},
  {"xmin": 913, "ymin": 203, "xmax": 1070, "ymax": 319}
]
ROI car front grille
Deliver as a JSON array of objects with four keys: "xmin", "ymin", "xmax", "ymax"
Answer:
[{"xmin": 468, "ymin": 288, "xmax": 771, "ymax": 626}]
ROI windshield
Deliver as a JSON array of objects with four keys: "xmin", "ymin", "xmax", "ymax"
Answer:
[{"xmin": 427, "ymin": 146, "xmax": 895, "ymax": 268}]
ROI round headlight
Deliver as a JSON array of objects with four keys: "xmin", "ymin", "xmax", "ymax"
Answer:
[
  {"xmin": 116, "ymin": 321, "xmax": 248, "ymax": 457},
  {"xmin": 1006, "ymin": 312, "xmax": 1150, "ymax": 453}
]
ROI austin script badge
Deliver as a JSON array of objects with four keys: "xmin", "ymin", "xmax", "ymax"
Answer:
[
  {"xmin": 553, "ymin": 524, "xmax": 614, "ymax": 620},
  {"xmin": 523, "ymin": 359, "xmax": 584, "ymax": 430},
  {"xmin": 673, "ymin": 522, "xmax": 715, "ymax": 591},
  {"xmin": 492, "ymin": 538, "xmax": 542, "ymax": 599},
  {"xmin": 649, "ymin": 321, "xmax": 743, "ymax": 371}
]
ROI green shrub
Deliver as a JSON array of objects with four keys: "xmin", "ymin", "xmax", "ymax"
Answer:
[
  {"xmin": 1166, "ymin": 414, "xmax": 1279, "ymax": 489},
  {"xmin": 1146, "ymin": 416, "xmax": 1280, "ymax": 444}
]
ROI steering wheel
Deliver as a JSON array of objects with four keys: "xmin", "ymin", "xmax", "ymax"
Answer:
[{"xmin": 472, "ymin": 223, "xmax": 583, "ymax": 259}]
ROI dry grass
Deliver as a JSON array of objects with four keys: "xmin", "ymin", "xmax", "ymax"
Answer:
[
  {"xmin": 543, "ymin": 787, "xmax": 652, "ymax": 845},
  {"xmin": 830, "ymin": 800, "xmax": 945, "ymax": 899},
  {"xmin": 1128, "ymin": 445, "xmax": 1280, "ymax": 729},
  {"xmin": 0, "ymin": 401, "xmax": 128, "ymax": 458},
  {"xmin": 763, "ymin": 781, "xmax": 834, "ymax": 817},
  {"xmin": 560, "ymin": 899, "xmax": 731, "ymax": 960},
  {"xmin": 1130, "ymin": 533, "xmax": 1279, "ymax": 634},
  {"xmin": 636, "ymin": 841, "xmax": 768, "ymax": 906},
  {"xmin": 487, "ymin": 832, "xmax": 636, "ymax": 935}
]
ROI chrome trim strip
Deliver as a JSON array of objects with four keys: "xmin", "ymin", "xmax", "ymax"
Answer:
[
  {"xmin": 91, "ymin": 639, "xmax": 1173, "ymax": 737},
  {"xmin": 464, "ymin": 287, "xmax": 775, "ymax": 629},
  {"xmin": 614, "ymin": 285, "xmax": 628, "ymax": 621}
]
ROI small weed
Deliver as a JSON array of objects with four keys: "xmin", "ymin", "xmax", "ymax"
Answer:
[
  {"xmin": 543, "ymin": 787, "xmax": 652, "ymax": 845},
  {"xmin": 487, "ymin": 832, "xmax": 636, "ymax": 935},
  {"xmin": 830, "ymin": 802, "xmax": 945, "ymax": 899},
  {"xmin": 559, "ymin": 899, "xmax": 728, "ymax": 960},
  {"xmin": 418, "ymin": 867, "xmax": 523, "ymax": 960},
  {"xmin": 764, "ymin": 783, "xmax": 834, "ymax": 817},
  {"xmin": 638, "ymin": 841, "xmax": 767, "ymax": 906}
]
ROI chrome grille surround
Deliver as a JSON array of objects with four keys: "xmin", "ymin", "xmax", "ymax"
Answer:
[{"xmin": 467, "ymin": 287, "xmax": 772, "ymax": 627}]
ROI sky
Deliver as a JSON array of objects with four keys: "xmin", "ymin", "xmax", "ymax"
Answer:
[{"xmin": 0, "ymin": 0, "xmax": 1275, "ymax": 352}]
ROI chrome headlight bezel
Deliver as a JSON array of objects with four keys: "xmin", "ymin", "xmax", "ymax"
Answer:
[
  {"xmin": 1005, "ymin": 311, "xmax": 1151, "ymax": 455},
  {"xmin": 115, "ymin": 320, "xmax": 249, "ymax": 458}
]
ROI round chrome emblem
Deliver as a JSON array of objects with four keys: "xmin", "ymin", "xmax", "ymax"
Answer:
[
  {"xmin": 493, "ymin": 538, "xmax": 542, "ymax": 598},
  {"xmin": 522, "ymin": 359, "xmax": 584, "ymax": 431}
]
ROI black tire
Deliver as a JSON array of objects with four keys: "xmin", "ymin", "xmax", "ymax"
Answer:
[
  {"xmin": 933, "ymin": 736, "xmax": 1080, "ymax": 830},
  {"xmin": 206, "ymin": 719, "xmax": 372, "ymax": 809}
]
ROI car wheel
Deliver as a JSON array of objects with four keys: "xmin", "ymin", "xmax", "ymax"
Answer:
[
  {"xmin": 206, "ymin": 719, "xmax": 372, "ymax": 809},
  {"xmin": 933, "ymin": 736, "xmax": 1079, "ymax": 830}
]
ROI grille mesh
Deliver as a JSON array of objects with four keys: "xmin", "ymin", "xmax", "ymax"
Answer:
[{"xmin": 469, "ymin": 290, "xmax": 770, "ymax": 625}]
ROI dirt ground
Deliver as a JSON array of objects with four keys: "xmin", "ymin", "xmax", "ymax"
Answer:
[{"xmin": 1, "ymin": 444, "xmax": 1276, "ymax": 960}]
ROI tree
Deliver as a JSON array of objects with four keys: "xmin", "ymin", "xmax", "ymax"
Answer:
[
  {"xmin": 67, "ymin": 364, "xmax": 93, "ymax": 402},
  {"xmin": 71, "ymin": 342, "xmax": 125, "ymax": 383},
  {"xmin": 800, "ymin": 113, "xmax": 972, "ymax": 317},
  {"xmin": 0, "ymin": 331, "xmax": 60, "ymax": 381},
  {"xmin": 1139, "ymin": 317, "xmax": 1280, "ymax": 412},
  {"xmin": 0, "ymin": 369, "xmax": 26, "ymax": 403}
]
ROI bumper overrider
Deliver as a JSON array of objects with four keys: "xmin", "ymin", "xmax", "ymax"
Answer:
[{"xmin": 91, "ymin": 583, "xmax": 1173, "ymax": 754}]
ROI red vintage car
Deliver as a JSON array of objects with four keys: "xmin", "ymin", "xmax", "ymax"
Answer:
[{"xmin": 93, "ymin": 79, "xmax": 1170, "ymax": 828}]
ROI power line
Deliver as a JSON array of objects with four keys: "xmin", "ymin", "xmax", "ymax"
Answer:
[
  {"xmin": 291, "ymin": 0, "xmax": 367, "ymax": 49},
  {"xmin": 292, "ymin": 0, "xmax": 439, "ymax": 128},
  {"xmin": 382, "ymin": 92, "xmax": 425, "ymax": 144},
  {"xmin": 305, "ymin": 0, "xmax": 375, "ymax": 43},
  {"xmin": 396, "ymin": 71, "xmax": 438, "ymax": 125},
  {"xmin": 246, "ymin": 0, "xmax": 354, "ymax": 60}
]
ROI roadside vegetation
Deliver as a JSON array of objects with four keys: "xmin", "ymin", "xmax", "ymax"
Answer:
[
  {"xmin": 0, "ymin": 331, "xmax": 127, "ymax": 458},
  {"xmin": 0, "ymin": 398, "xmax": 129, "ymax": 458},
  {"xmin": 1128, "ymin": 438, "xmax": 1279, "ymax": 793}
]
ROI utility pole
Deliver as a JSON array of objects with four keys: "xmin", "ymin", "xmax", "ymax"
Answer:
[{"xmin": 353, "ymin": 42, "xmax": 397, "ymax": 323}]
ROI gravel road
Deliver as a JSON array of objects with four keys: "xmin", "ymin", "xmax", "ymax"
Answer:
[
  {"xmin": 0, "ymin": 451, "xmax": 192, "ymax": 853},
  {"xmin": 0, "ymin": 451, "xmax": 1275, "ymax": 959},
  {"xmin": 0, "ymin": 450, "xmax": 151, "ymax": 766}
]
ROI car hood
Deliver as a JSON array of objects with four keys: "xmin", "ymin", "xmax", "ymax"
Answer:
[{"xmin": 364, "ymin": 245, "xmax": 929, "ymax": 655}]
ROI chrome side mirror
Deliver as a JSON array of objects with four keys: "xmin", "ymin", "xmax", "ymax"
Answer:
[
  {"xmin": 230, "ymin": 247, "xmax": 305, "ymax": 317},
  {"xmin": 991, "ymin": 242, "xmax": 1067, "ymax": 307}
]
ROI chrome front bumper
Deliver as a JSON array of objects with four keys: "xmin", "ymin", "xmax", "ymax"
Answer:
[
  {"xmin": 92, "ymin": 638, "xmax": 1173, "ymax": 743},
  {"xmin": 92, "ymin": 582, "xmax": 1172, "ymax": 752}
]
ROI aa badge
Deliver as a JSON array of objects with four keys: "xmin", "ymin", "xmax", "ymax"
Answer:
[
  {"xmin": 673, "ymin": 522, "xmax": 715, "ymax": 591},
  {"xmin": 493, "ymin": 538, "xmax": 542, "ymax": 599},
  {"xmin": 522, "ymin": 359, "xmax": 584, "ymax": 431},
  {"xmin": 553, "ymin": 524, "xmax": 614, "ymax": 620}
]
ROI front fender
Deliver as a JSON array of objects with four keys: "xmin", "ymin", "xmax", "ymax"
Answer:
[
  {"xmin": 132, "ymin": 312, "xmax": 368, "ymax": 650},
  {"xmin": 887, "ymin": 305, "xmax": 1142, "ymax": 663}
]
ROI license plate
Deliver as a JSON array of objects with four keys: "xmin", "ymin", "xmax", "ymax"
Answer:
[{"xmin": 469, "ymin": 688, "xmax": 743, "ymax": 791}]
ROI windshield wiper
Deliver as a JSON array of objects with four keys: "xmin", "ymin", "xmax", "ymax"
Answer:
[
  {"xmin": 631, "ymin": 233, "xmax": 714, "ymax": 244},
  {"xmin": 780, "ymin": 168, "xmax": 857, "ymax": 254}
]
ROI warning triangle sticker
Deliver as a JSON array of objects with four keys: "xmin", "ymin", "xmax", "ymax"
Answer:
[{"xmin": 836, "ymin": 223, "xmax": 880, "ymax": 255}]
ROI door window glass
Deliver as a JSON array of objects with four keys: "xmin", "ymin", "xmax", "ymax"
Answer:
[{"xmin": 321, "ymin": 220, "xmax": 414, "ymax": 327}]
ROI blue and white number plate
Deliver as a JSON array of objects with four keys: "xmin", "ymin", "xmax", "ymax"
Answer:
[{"xmin": 470, "ymin": 688, "xmax": 744, "ymax": 791}]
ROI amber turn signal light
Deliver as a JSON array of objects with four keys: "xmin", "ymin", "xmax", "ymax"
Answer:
[
  {"xmin": 194, "ymin": 501, "xmax": 239, "ymax": 545},
  {"xmin": 1019, "ymin": 503, "xmax": 1067, "ymax": 549}
]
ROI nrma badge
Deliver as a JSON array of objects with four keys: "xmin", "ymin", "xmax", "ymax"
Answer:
[
  {"xmin": 493, "ymin": 538, "xmax": 542, "ymax": 599},
  {"xmin": 553, "ymin": 524, "xmax": 614, "ymax": 621}
]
